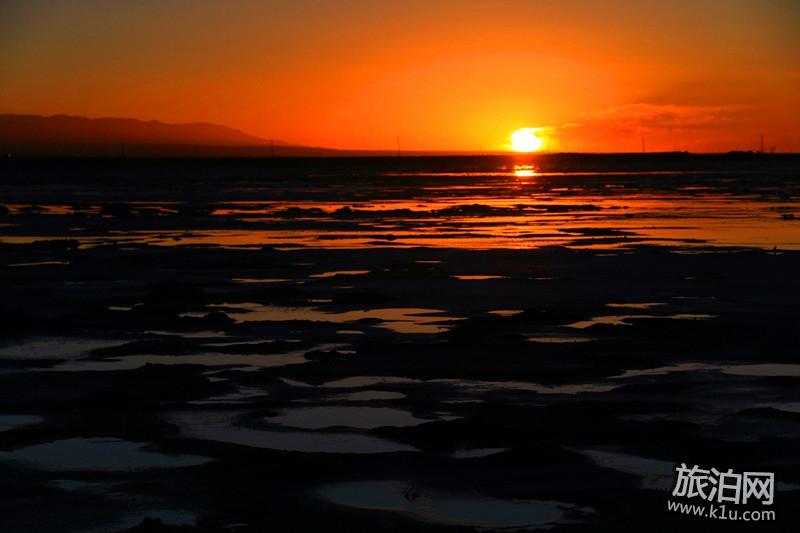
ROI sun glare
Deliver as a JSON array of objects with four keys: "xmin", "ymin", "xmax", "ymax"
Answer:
[{"xmin": 510, "ymin": 128, "xmax": 543, "ymax": 152}]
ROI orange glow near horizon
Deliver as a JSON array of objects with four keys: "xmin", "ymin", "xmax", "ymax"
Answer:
[{"xmin": 0, "ymin": 1, "xmax": 798, "ymax": 152}]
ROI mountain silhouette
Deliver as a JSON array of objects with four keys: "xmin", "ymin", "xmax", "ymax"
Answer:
[{"xmin": 0, "ymin": 114, "xmax": 338, "ymax": 157}]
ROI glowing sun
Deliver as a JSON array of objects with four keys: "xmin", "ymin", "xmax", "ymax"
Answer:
[{"xmin": 510, "ymin": 128, "xmax": 543, "ymax": 152}]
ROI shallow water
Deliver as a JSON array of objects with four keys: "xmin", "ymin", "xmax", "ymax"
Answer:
[{"xmin": 3, "ymin": 163, "xmax": 797, "ymax": 251}]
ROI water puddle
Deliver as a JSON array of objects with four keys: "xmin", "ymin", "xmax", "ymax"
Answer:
[
  {"xmin": 721, "ymin": 364, "xmax": 800, "ymax": 377},
  {"xmin": 755, "ymin": 402, "xmax": 800, "ymax": 414},
  {"xmin": 568, "ymin": 313, "xmax": 715, "ymax": 329},
  {"xmin": 316, "ymin": 480, "xmax": 587, "ymax": 528},
  {"xmin": 321, "ymin": 390, "xmax": 406, "ymax": 402},
  {"xmin": 90, "ymin": 510, "xmax": 196, "ymax": 533},
  {"xmin": 266, "ymin": 406, "xmax": 435, "ymax": 429},
  {"xmin": 188, "ymin": 386, "xmax": 267, "ymax": 406},
  {"xmin": 488, "ymin": 309, "xmax": 523, "ymax": 317},
  {"xmin": 51, "ymin": 350, "xmax": 311, "ymax": 372},
  {"xmin": 7, "ymin": 260, "xmax": 70, "ymax": 267},
  {"xmin": 577, "ymin": 449, "xmax": 674, "ymax": 490},
  {"xmin": 232, "ymin": 278, "xmax": 291, "ymax": 283},
  {"xmin": 316, "ymin": 376, "xmax": 422, "ymax": 388},
  {"xmin": 605, "ymin": 302, "xmax": 667, "ymax": 309},
  {"xmin": 454, "ymin": 275, "xmax": 506, "ymax": 280},
  {"xmin": 451, "ymin": 448, "xmax": 508, "ymax": 459},
  {"xmin": 145, "ymin": 330, "xmax": 229, "ymax": 339},
  {"xmin": 0, "ymin": 337, "xmax": 125, "ymax": 360},
  {"xmin": 615, "ymin": 362, "xmax": 800, "ymax": 379},
  {"xmin": 0, "ymin": 438, "xmax": 211, "ymax": 471},
  {"xmin": 206, "ymin": 304, "xmax": 457, "ymax": 334},
  {"xmin": 613, "ymin": 362, "xmax": 722, "ymax": 379},
  {"xmin": 528, "ymin": 336, "xmax": 592, "ymax": 344},
  {"xmin": 310, "ymin": 270, "xmax": 370, "ymax": 278},
  {"xmin": 438, "ymin": 379, "xmax": 618, "ymax": 395},
  {"xmin": 168, "ymin": 411, "xmax": 417, "ymax": 454},
  {"xmin": 51, "ymin": 342, "xmax": 346, "ymax": 372},
  {"xmin": 303, "ymin": 375, "xmax": 617, "ymax": 395},
  {"xmin": 0, "ymin": 414, "xmax": 42, "ymax": 431}
]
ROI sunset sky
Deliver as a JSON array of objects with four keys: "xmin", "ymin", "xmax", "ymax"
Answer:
[{"xmin": 1, "ymin": 0, "xmax": 798, "ymax": 152}]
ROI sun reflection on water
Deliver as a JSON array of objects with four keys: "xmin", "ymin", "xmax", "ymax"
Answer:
[{"xmin": 514, "ymin": 165, "xmax": 538, "ymax": 178}]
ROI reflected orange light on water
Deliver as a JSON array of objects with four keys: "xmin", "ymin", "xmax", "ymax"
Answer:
[{"xmin": 513, "ymin": 165, "xmax": 538, "ymax": 178}]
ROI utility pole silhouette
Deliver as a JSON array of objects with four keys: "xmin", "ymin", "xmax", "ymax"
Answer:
[
  {"xmin": 641, "ymin": 136, "xmax": 646, "ymax": 154},
  {"xmin": 396, "ymin": 137, "xmax": 401, "ymax": 157}
]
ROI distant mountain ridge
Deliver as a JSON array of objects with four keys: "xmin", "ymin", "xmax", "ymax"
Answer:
[{"xmin": 0, "ymin": 114, "xmax": 342, "ymax": 157}]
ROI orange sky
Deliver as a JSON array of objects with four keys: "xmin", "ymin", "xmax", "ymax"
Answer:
[{"xmin": 1, "ymin": 0, "xmax": 798, "ymax": 152}]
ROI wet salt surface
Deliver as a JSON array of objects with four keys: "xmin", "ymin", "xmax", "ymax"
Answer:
[
  {"xmin": 266, "ymin": 406, "xmax": 443, "ymax": 429},
  {"xmin": 316, "ymin": 480, "xmax": 587, "ymax": 528},
  {"xmin": 0, "ymin": 438, "xmax": 211, "ymax": 471},
  {"xmin": 168, "ymin": 411, "xmax": 418, "ymax": 454}
]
